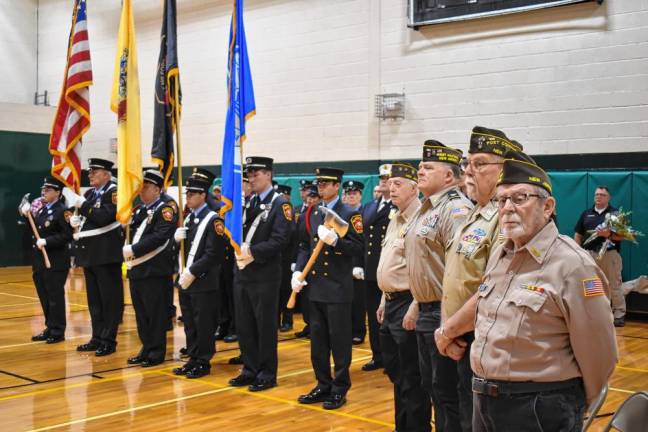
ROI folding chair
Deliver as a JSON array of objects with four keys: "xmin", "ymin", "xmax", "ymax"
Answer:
[
  {"xmin": 583, "ymin": 384, "xmax": 609, "ymax": 431},
  {"xmin": 603, "ymin": 391, "xmax": 648, "ymax": 432}
]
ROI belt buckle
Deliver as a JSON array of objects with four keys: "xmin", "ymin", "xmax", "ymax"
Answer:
[{"xmin": 472, "ymin": 378, "xmax": 499, "ymax": 397}]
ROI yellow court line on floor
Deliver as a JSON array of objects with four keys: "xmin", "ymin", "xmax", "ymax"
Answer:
[
  {"xmin": 609, "ymin": 387, "xmax": 635, "ymax": 395},
  {"xmin": 0, "ymin": 328, "xmax": 138, "ymax": 350},
  {"xmin": 616, "ymin": 365, "xmax": 648, "ymax": 374},
  {"xmin": 28, "ymin": 385, "xmax": 234, "ymax": 432},
  {"xmin": 0, "ymin": 301, "xmax": 40, "ymax": 308},
  {"xmin": 0, "ymin": 290, "xmax": 138, "ymax": 317}
]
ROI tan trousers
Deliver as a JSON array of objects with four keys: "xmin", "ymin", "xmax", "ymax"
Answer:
[{"xmin": 590, "ymin": 249, "xmax": 625, "ymax": 319}]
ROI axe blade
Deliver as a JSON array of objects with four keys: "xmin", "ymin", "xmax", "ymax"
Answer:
[{"xmin": 321, "ymin": 206, "xmax": 349, "ymax": 238}]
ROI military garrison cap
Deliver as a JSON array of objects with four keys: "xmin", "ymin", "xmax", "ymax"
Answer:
[
  {"xmin": 498, "ymin": 155, "xmax": 552, "ymax": 194},
  {"xmin": 390, "ymin": 162, "xmax": 417, "ymax": 182},
  {"xmin": 469, "ymin": 126, "xmax": 523, "ymax": 157},
  {"xmin": 422, "ymin": 140, "xmax": 462, "ymax": 165}
]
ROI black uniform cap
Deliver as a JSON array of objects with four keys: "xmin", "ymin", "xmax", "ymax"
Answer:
[
  {"xmin": 143, "ymin": 169, "xmax": 164, "ymax": 188},
  {"xmin": 192, "ymin": 167, "xmax": 216, "ymax": 185},
  {"xmin": 275, "ymin": 184, "xmax": 292, "ymax": 195},
  {"xmin": 88, "ymin": 158, "xmax": 114, "ymax": 171},
  {"xmin": 42, "ymin": 176, "xmax": 65, "ymax": 190},
  {"xmin": 245, "ymin": 156, "xmax": 273, "ymax": 171},
  {"xmin": 186, "ymin": 177, "xmax": 210, "ymax": 193},
  {"xmin": 342, "ymin": 180, "xmax": 364, "ymax": 192},
  {"xmin": 306, "ymin": 185, "xmax": 319, "ymax": 197},
  {"xmin": 314, "ymin": 167, "xmax": 344, "ymax": 183}
]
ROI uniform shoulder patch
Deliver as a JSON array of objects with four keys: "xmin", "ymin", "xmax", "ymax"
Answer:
[
  {"xmin": 161, "ymin": 206, "xmax": 174, "ymax": 222},
  {"xmin": 111, "ymin": 191, "xmax": 117, "ymax": 205},
  {"xmin": 214, "ymin": 219, "xmax": 225, "ymax": 236},
  {"xmin": 583, "ymin": 277, "xmax": 605, "ymax": 297},
  {"xmin": 63, "ymin": 210, "xmax": 73, "ymax": 223},
  {"xmin": 351, "ymin": 214, "xmax": 364, "ymax": 234},
  {"xmin": 282, "ymin": 203, "xmax": 293, "ymax": 221}
]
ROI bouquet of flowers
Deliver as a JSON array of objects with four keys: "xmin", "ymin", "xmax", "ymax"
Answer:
[{"xmin": 582, "ymin": 208, "xmax": 643, "ymax": 260}]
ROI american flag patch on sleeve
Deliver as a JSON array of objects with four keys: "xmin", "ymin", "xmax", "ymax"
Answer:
[{"xmin": 582, "ymin": 277, "xmax": 605, "ymax": 297}]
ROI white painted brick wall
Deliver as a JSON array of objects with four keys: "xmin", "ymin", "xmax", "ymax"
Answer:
[
  {"xmin": 0, "ymin": 0, "xmax": 38, "ymax": 105},
  {"xmin": 31, "ymin": 0, "xmax": 648, "ymax": 168}
]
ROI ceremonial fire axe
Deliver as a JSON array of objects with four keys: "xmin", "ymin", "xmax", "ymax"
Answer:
[
  {"xmin": 21, "ymin": 193, "xmax": 52, "ymax": 269},
  {"xmin": 287, "ymin": 207, "xmax": 349, "ymax": 309}
]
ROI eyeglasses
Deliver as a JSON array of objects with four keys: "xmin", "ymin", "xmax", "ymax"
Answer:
[
  {"xmin": 492, "ymin": 192, "xmax": 544, "ymax": 208},
  {"xmin": 594, "ymin": 193, "xmax": 609, "ymax": 197},
  {"xmin": 461, "ymin": 160, "xmax": 503, "ymax": 173}
]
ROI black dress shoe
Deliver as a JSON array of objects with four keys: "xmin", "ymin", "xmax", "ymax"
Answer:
[
  {"xmin": 46, "ymin": 335, "xmax": 65, "ymax": 344},
  {"xmin": 77, "ymin": 342, "xmax": 99, "ymax": 352},
  {"xmin": 361, "ymin": 359, "xmax": 383, "ymax": 371},
  {"xmin": 229, "ymin": 374, "xmax": 255, "ymax": 387},
  {"xmin": 249, "ymin": 378, "xmax": 277, "ymax": 392},
  {"xmin": 127, "ymin": 355, "xmax": 145, "ymax": 365},
  {"xmin": 32, "ymin": 331, "xmax": 49, "ymax": 342},
  {"xmin": 214, "ymin": 328, "xmax": 225, "ymax": 340},
  {"xmin": 352, "ymin": 337, "xmax": 364, "ymax": 345},
  {"xmin": 228, "ymin": 355, "xmax": 243, "ymax": 365},
  {"xmin": 323, "ymin": 393, "xmax": 346, "ymax": 410},
  {"xmin": 298, "ymin": 387, "xmax": 331, "ymax": 404},
  {"xmin": 95, "ymin": 345, "xmax": 116, "ymax": 357},
  {"xmin": 179, "ymin": 347, "xmax": 189, "ymax": 357},
  {"xmin": 279, "ymin": 323, "xmax": 293, "ymax": 333},
  {"xmin": 141, "ymin": 359, "xmax": 164, "ymax": 368},
  {"xmin": 173, "ymin": 363, "xmax": 192, "ymax": 375},
  {"xmin": 614, "ymin": 317, "xmax": 626, "ymax": 327},
  {"xmin": 186, "ymin": 363, "xmax": 210, "ymax": 379},
  {"xmin": 223, "ymin": 334, "xmax": 238, "ymax": 343}
]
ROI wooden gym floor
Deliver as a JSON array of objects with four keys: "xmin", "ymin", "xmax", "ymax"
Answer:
[{"xmin": 0, "ymin": 267, "xmax": 646, "ymax": 431}]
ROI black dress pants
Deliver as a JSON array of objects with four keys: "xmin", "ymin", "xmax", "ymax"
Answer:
[
  {"xmin": 33, "ymin": 269, "xmax": 68, "ymax": 337},
  {"xmin": 179, "ymin": 289, "xmax": 219, "ymax": 364},
  {"xmin": 380, "ymin": 292, "xmax": 431, "ymax": 432},
  {"xmin": 130, "ymin": 276, "xmax": 171, "ymax": 362},
  {"xmin": 309, "ymin": 300, "xmax": 352, "ymax": 395},
  {"xmin": 84, "ymin": 263, "xmax": 123, "ymax": 348}
]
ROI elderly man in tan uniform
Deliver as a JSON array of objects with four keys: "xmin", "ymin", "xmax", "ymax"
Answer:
[
  {"xmin": 375, "ymin": 162, "xmax": 430, "ymax": 432},
  {"xmin": 443, "ymin": 156, "xmax": 618, "ymax": 431},
  {"xmin": 434, "ymin": 127, "xmax": 522, "ymax": 431},
  {"xmin": 405, "ymin": 141, "xmax": 473, "ymax": 431}
]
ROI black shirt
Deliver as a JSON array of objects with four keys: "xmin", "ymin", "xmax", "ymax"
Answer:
[{"xmin": 574, "ymin": 205, "xmax": 620, "ymax": 252}]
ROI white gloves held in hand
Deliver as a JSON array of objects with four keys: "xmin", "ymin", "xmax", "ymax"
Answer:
[
  {"xmin": 174, "ymin": 227, "xmax": 187, "ymax": 242},
  {"xmin": 317, "ymin": 225, "xmax": 338, "ymax": 246},
  {"xmin": 235, "ymin": 243, "xmax": 254, "ymax": 270},
  {"xmin": 291, "ymin": 271, "xmax": 307, "ymax": 293},
  {"xmin": 36, "ymin": 238, "xmax": 47, "ymax": 249},
  {"xmin": 122, "ymin": 245, "xmax": 134, "ymax": 259},
  {"xmin": 352, "ymin": 267, "xmax": 365, "ymax": 280},
  {"xmin": 62, "ymin": 188, "xmax": 85, "ymax": 208},
  {"xmin": 178, "ymin": 268, "xmax": 195, "ymax": 290},
  {"xmin": 69, "ymin": 215, "xmax": 82, "ymax": 228}
]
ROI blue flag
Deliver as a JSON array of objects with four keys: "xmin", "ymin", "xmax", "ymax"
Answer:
[{"xmin": 221, "ymin": 0, "xmax": 255, "ymax": 253}]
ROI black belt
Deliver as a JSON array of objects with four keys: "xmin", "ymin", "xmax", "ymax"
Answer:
[
  {"xmin": 384, "ymin": 291, "xmax": 411, "ymax": 301},
  {"xmin": 472, "ymin": 377, "xmax": 582, "ymax": 397},
  {"xmin": 418, "ymin": 301, "xmax": 440, "ymax": 311}
]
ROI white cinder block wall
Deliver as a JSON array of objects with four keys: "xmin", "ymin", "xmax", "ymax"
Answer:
[
  {"xmin": 0, "ymin": 0, "xmax": 38, "ymax": 105},
  {"xmin": 28, "ymin": 0, "xmax": 648, "ymax": 167}
]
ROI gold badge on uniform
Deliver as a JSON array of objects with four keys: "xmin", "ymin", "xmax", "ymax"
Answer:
[
  {"xmin": 112, "ymin": 192, "xmax": 117, "ymax": 205},
  {"xmin": 44, "ymin": 221, "xmax": 51, "ymax": 227},
  {"xmin": 295, "ymin": 213, "xmax": 300, "ymax": 223},
  {"xmin": 161, "ymin": 206, "xmax": 174, "ymax": 222},
  {"xmin": 282, "ymin": 203, "xmax": 293, "ymax": 221},
  {"xmin": 64, "ymin": 210, "xmax": 73, "ymax": 223},
  {"xmin": 214, "ymin": 220, "xmax": 225, "ymax": 236},
  {"xmin": 351, "ymin": 214, "xmax": 364, "ymax": 234}
]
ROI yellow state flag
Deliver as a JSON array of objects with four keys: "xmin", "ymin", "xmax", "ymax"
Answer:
[{"xmin": 110, "ymin": 0, "xmax": 142, "ymax": 224}]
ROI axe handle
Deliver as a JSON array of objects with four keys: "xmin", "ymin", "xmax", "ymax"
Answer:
[
  {"xmin": 26, "ymin": 211, "xmax": 51, "ymax": 269},
  {"xmin": 287, "ymin": 240, "xmax": 325, "ymax": 309}
]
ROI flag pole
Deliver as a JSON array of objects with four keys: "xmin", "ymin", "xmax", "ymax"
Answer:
[{"xmin": 174, "ymin": 75, "xmax": 186, "ymax": 271}]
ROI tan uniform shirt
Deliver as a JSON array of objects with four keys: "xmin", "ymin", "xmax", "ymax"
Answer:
[
  {"xmin": 471, "ymin": 221, "xmax": 618, "ymax": 405},
  {"xmin": 405, "ymin": 186, "xmax": 473, "ymax": 303},
  {"xmin": 442, "ymin": 201, "xmax": 500, "ymax": 319},
  {"xmin": 376, "ymin": 198, "xmax": 421, "ymax": 293}
]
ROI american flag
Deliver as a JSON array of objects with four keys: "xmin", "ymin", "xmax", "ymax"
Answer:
[
  {"xmin": 49, "ymin": 0, "xmax": 93, "ymax": 193},
  {"xmin": 583, "ymin": 277, "xmax": 605, "ymax": 297}
]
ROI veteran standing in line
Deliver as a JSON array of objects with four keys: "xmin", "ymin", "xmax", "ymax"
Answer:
[
  {"xmin": 405, "ymin": 142, "xmax": 472, "ymax": 431},
  {"xmin": 63, "ymin": 158, "xmax": 124, "ymax": 356},
  {"xmin": 20, "ymin": 177, "xmax": 73, "ymax": 344},
  {"xmin": 123, "ymin": 169, "xmax": 178, "ymax": 367},
  {"xmin": 441, "ymin": 157, "xmax": 617, "ymax": 431},
  {"xmin": 434, "ymin": 126, "xmax": 523, "ymax": 430},
  {"xmin": 376, "ymin": 163, "xmax": 431, "ymax": 432}
]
